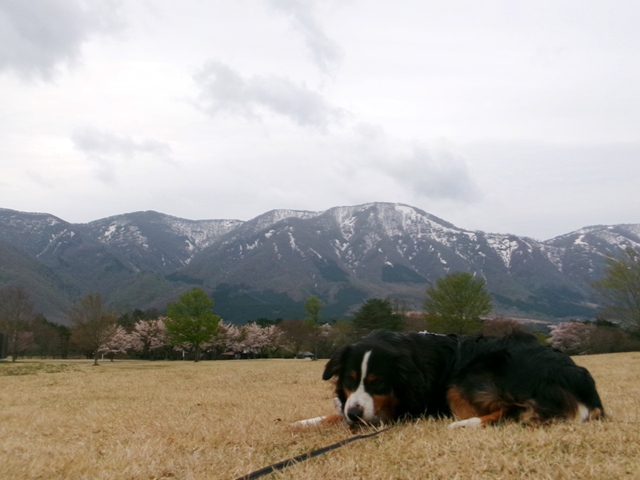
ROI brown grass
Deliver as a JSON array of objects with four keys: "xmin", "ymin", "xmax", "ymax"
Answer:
[{"xmin": 1, "ymin": 353, "xmax": 639, "ymax": 479}]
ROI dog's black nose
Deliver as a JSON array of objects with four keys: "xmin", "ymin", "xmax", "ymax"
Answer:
[{"xmin": 347, "ymin": 406, "xmax": 364, "ymax": 423}]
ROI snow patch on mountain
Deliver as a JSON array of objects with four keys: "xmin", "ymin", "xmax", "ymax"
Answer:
[{"xmin": 486, "ymin": 236, "xmax": 520, "ymax": 268}]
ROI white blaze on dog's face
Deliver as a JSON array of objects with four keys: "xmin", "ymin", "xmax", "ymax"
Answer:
[{"xmin": 343, "ymin": 351, "xmax": 375, "ymax": 423}]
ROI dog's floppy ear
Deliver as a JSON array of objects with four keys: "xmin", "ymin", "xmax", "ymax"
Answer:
[{"xmin": 322, "ymin": 346, "xmax": 350, "ymax": 380}]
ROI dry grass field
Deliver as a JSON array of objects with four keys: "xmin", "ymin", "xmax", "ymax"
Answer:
[{"xmin": 1, "ymin": 352, "xmax": 640, "ymax": 480}]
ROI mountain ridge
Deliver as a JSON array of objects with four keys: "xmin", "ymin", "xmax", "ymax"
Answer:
[{"xmin": 1, "ymin": 203, "xmax": 638, "ymax": 324}]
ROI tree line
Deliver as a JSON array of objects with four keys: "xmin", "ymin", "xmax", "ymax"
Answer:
[{"xmin": 2, "ymin": 247, "xmax": 639, "ymax": 362}]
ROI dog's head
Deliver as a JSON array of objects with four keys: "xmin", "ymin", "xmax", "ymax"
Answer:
[{"xmin": 323, "ymin": 334, "xmax": 426, "ymax": 425}]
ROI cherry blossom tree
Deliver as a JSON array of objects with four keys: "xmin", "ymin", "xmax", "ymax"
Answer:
[
  {"xmin": 98, "ymin": 326, "xmax": 132, "ymax": 361},
  {"xmin": 130, "ymin": 318, "xmax": 168, "ymax": 359},
  {"xmin": 242, "ymin": 322, "xmax": 280, "ymax": 357},
  {"xmin": 548, "ymin": 321, "xmax": 595, "ymax": 355},
  {"xmin": 203, "ymin": 321, "xmax": 282, "ymax": 359},
  {"xmin": 204, "ymin": 320, "xmax": 241, "ymax": 358},
  {"xmin": 263, "ymin": 324, "xmax": 282, "ymax": 356}
]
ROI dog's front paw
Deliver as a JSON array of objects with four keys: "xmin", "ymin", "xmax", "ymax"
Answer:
[
  {"xmin": 291, "ymin": 416, "xmax": 327, "ymax": 427},
  {"xmin": 449, "ymin": 417, "xmax": 482, "ymax": 429}
]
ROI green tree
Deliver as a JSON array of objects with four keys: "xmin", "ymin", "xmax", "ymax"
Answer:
[
  {"xmin": 165, "ymin": 288, "xmax": 220, "ymax": 362},
  {"xmin": 304, "ymin": 295, "xmax": 323, "ymax": 324},
  {"xmin": 68, "ymin": 293, "xmax": 117, "ymax": 366},
  {"xmin": 593, "ymin": 247, "xmax": 640, "ymax": 331},
  {"xmin": 304, "ymin": 295, "xmax": 324, "ymax": 359},
  {"xmin": 352, "ymin": 298, "xmax": 404, "ymax": 334},
  {"xmin": 424, "ymin": 272, "xmax": 492, "ymax": 335}
]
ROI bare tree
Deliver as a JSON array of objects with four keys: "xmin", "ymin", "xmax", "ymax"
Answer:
[
  {"xmin": 482, "ymin": 317, "xmax": 531, "ymax": 337},
  {"xmin": 593, "ymin": 247, "xmax": 640, "ymax": 331},
  {"xmin": 276, "ymin": 319, "xmax": 314, "ymax": 356},
  {"xmin": 0, "ymin": 286, "xmax": 35, "ymax": 362},
  {"xmin": 69, "ymin": 293, "xmax": 117, "ymax": 366}
]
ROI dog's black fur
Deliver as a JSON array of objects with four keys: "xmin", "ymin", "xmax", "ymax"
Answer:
[{"xmin": 322, "ymin": 330, "xmax": 604, "ymax": 427}]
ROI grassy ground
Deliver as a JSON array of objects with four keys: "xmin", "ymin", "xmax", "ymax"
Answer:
[{"xmin": 1, "ymin": 353, "xmax": 639, "ymax": 479}]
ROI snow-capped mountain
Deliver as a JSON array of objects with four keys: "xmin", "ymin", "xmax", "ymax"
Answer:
[
  {"xmin": 84, "ymin": 211, "xmax": 243, "ymax": 274},
  {"xmin": 0, "ymin": 204, "xmax": 638, "ymax": 324}
]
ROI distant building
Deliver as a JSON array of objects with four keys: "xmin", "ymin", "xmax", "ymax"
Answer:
[{"xmin": 295, "ymin": 351, "xmax": 315, "ymax": 359}]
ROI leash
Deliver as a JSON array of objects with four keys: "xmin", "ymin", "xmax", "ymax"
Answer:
[{"xmin": 234, "ymin": 425, "xmax": 392, "ymax": 480}]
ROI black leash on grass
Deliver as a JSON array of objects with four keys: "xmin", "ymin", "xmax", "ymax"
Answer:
[{"xmin": 234, "ymin": 426, "xmax": 392, "ymax": 480}]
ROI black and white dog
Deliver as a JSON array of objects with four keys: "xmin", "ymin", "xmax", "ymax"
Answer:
[{"xmin": 305, "ymin": 330, "xmax": 604, "ymax": 428}]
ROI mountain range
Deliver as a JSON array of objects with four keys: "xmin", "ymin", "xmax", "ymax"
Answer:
[{"xmin": 1, "ymin": 203, "xmax": 639, "ymax": 325}]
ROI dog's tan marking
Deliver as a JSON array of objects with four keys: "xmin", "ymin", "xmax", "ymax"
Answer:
[
  {"xmin": 588, "ymin": 407, "xmax": 604, "ymax": 421},
  {"xmin": 477, "ymin": 409, "xmax": 507, "ymax": 425},
  {"xmin": 372, "ymin": 393, "xmax": 399, "ymax": 421},
  {"xmin": 321, "ymin": 414, "xmax": 345, "ymax": 424},
  {"xmin": 447, "ymin": 386, "xmax": 478, "ymax": 420}
]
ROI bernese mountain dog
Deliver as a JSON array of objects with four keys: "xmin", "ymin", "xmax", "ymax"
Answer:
[{"xmin": 307, "ymin": 330, "xmax": 604, "ymax": 429}]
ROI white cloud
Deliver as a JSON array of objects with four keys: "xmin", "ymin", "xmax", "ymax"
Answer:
[
  {"xmin": 0, "ymin": 0, "xmax": 123, "ymax": 81},
  {"xmin": 0, "ymin": 0, "xmax": 639, "ymax": 240},
  {"xmin": 193, "ymin": 60, "xmax": 345, "ymax": 129}
]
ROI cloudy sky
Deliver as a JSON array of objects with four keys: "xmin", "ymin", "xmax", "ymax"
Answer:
[{"xmin": 1, "ymin": 0, "xmax": 639, "ymax": 241}]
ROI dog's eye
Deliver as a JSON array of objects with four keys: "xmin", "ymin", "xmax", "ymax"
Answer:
[
  {"xmin": 366, "ymin": 377, "xmax": 387, "ymax": 393},
  {"xmin": 343, "ymin": 376, "xmax": 357, "ymax": 390}
]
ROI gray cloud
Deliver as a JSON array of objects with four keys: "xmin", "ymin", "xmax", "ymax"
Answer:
[
  {"xmin": 267, "ymin": 0, "xmax": 342, "ymax": 74},
  {"xmin": 26, "ymin": 170, "xmax": 55, "ymax": 188},
  {"xmin": 385, "ymin": 145, "xmax": 479, "ymax": 203},
  {"xmin": 0, "ymin": 0, "xmax": 123, "ymax": 80},
  {"xmin": 72, "ymin": 127, "xmax": 174, "ymax": 183},
  {"xmin": 350, "ymin": 126, "xmax": 479, "ymax": 203},
  {"xmin": 194, "ymin": 60, "xmax": 344, "ymax": 129},
  {"xmin": 72, "ymin": 127, "xmax": 173, "ymax": 160}
]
